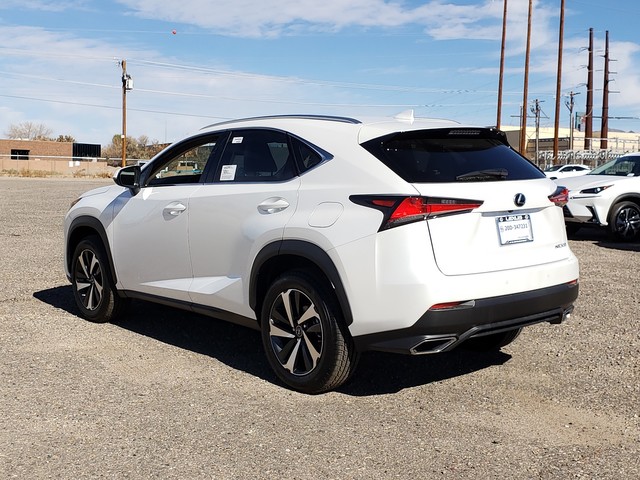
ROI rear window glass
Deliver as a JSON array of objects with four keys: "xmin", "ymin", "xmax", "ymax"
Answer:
[
  {"xmin": 362, "ymin": 129, "xmax": 544, "ymax": 183},
  {"xmin": 291, "ymin": 136, "xmax": 324, "ymax": 173}
]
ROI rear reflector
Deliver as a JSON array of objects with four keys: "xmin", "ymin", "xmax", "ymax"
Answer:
[
  {"xmin": 429, "ymin": 300, "xmax": 476, "ymax": 311},
  {"xmin": 351, "ymin": 195, "xmax": 483, "ymax": 231}
]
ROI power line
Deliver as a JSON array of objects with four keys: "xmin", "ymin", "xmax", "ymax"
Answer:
[
  {"xmin": 0, "ymin": 92, "xmax": 459, "ymax": 112},
  {"xmin": 0, "ymin": 94, "xmax": 226, "ymax": 119}
]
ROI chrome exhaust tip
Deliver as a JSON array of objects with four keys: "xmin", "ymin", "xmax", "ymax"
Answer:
[{"xmin": 409, "ymin": 336, "xmax": 457, "ymax": 355}]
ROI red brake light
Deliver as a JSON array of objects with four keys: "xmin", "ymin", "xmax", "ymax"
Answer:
[
  {"xmin": 388, "ymin": 197, "xmax": 430, "ymax": 222},
  {"xmin": 351, "ymin": 195, "xmax": 483, "ymax": 231},
  {"xmin": 549, "ymin": 186, "xmax": 569, "ymax": 207}
]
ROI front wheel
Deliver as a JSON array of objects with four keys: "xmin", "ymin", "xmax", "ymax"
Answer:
[
  {"xmin": 609, "ymin": 201, "xmax": 640, "ymax": 241},
  {"xmin": 260, "ymin": 271, "xmax": 359, "ymax": 394},
  {"xmin": 71, "ymin": 235, "xmax": 127, "ymax": 323}
]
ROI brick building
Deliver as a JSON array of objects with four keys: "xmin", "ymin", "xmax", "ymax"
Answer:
[
  {"xmin": 0, "ymin": 139, "xmax": 100, "ymax": 160},
  {"xmin": 0, "ymin": 139, "xmax": 111, "ymax": 176}
]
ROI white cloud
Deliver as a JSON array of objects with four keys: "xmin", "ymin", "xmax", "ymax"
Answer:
[
  {"xmin": 3, "ymin": 0, "xmax": 640, "ymax": 141},
  {"xmin": 117, "ymin": 0, "xmax": 512, "ymax": 39},
  {"xmin": 0, "ymin": 0, "xmax": 88, "ymax": 12},
  {"xmin": 1, "ymin": 24, "xmax": 399, "ymax": 143}
]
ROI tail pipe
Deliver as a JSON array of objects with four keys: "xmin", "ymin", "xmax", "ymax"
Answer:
[{"xmin": 408, "ymin": 306, "xmax": 574, "ymax": 355}]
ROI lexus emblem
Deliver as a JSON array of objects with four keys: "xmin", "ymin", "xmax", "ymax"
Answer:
[{"xmin": 513, "ymin": 193, "xmax": 526, "ymax": 207}]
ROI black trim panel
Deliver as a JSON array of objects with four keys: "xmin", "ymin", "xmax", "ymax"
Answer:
[
  {"xmin": 353, "ymin": 281, "xmax": 579, "ymax": 354},
  {"xmin": 122, "ymin": 290, "xmax": 259, "ymax": 331},
  {"xmin": 67, "ymin": 216, "xmax": 117, "ymax": 284},
  {"xmin": 249, "ymin": 240, "xmax": 353, "ymax": 326}
]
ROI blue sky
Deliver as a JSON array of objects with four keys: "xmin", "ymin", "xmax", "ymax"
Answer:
[{"xmin": 1, "ymin": 0, "xmax": 639, "ymax": 146}]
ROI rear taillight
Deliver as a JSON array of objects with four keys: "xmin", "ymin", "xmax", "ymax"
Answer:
[
  {"xmin": 351, "ymin": 195, "xmax": 483, "ymax": 231},
  {"xmin": 549, "ymin": 186, "xmax": 569, "ymax": 207}
]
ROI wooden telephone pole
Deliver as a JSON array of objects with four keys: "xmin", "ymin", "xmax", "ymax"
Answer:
[
  {"xmin": 496, "ymin": 0, "xmax": 508, "ymax": 130},
  {"xmin": 600, "ymin": 31, "xmax": 610, "ymax": 150},
  {"xmin": 584, "ymin": 28, "xmax": 594, "ymax": 150},
  {"xmin": 519, "ymin": 0, "xmax": 533, "ymax": 155},
  {"xmin": 121, "ymin": 60, "xmax": 133, "ymax": 168},
  {"xmin": 552, "ymin": 0, "xmax": 565, "ymax": 162}
]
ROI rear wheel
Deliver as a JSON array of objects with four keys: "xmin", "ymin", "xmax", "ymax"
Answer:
[
  {"xmin": 463, "ymin": 328, "xmax": 522, "ymax": 351},
  {"xmin": 608, "ymin": 201, "xmax": 640, "ymax": 241},
  {"xmin": 71, "ymin": 235, "xmax": 126, "ymax": 323},
  {"xmin": 260, "ymin": 271, "xmax": 359, "ymax": 394}
]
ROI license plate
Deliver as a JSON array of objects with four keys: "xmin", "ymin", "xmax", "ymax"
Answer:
[{"xmin": 497, "ymin": 214, "xmax": 533, "ymax": 245}]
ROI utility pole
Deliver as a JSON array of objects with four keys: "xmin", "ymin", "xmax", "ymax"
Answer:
[
  {"xmin": 565, "ymin": 91, "xmax": 579, "ymax": 150},
  {"xmin": 584, "ymin": 28, "xmax": 594, "ymax": 151},
  {"xmin": 519, "ymin": 0, "xmax": 533, "ymax": 156},
  {"xmin": 121, "ymin": 60, "xmax": 133, "ymax": 168},
  {"xmin": 531, "ymin": 99, "xmax": 542, "ymax": 163},
  {"xmin": 552, "ymin": 0, "xmax": 565, "ymax": 162},
  {"xmin": 600, "ymin": 31, "xmax": 610, "ymax": 150},
  {"xmin": 496, "ymin": 0, "xmax": 508, "ymax": 129}
]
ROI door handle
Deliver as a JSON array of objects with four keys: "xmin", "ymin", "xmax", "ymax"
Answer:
[
  {"xmin": 258, "ymin": 197, "xmax": 290, "ymax": 214},
  {"xmin": 164, "ymin": 202, "xmax": 187, "ymax": 216}
]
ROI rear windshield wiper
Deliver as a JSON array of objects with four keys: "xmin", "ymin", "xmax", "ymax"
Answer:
[{"xmin": 456, "ymin": 168, "xmax": 508, "ymax": 181}]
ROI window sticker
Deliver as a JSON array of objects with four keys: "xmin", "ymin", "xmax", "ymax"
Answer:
[
  {"xmin": 220, "ymin": 164, "xmax": 237, "ymax": 181},
  {"xmin": 232, "ymin": 136, "xmax": 244, "ymax": 144}
]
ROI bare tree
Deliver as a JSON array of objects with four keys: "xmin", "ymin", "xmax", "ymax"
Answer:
[
  {"xmin": 5, "ymin": 122, "xmax": 54, "ymax": 141},
  {"xmin": 56, "ymin": 134, "xmax": 76, "ymax": 143},
  {"xmin": 102, "ymin": 133, "xmax": 162, "ymax": 162}
]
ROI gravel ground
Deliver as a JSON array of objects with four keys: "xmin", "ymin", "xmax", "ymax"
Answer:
[{"xmin": 1, "ymin": 176, "xmax": 638, "ymax": 479}]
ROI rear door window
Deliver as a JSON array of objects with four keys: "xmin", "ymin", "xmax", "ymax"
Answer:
[
  {"xmin": 362, "ymin": 128, "xmax": 544, "ymax": 183},
  {"xmin": 214, "ymin": 129, "xmax": 295, "ymax": 182}
]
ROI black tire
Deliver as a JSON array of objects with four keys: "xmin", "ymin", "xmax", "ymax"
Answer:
[
  {"xmin": 463, "ymin": 328, "xmax": 522, "ymax": 351},
  {"xmin": 260, "ymin": 271, "xmax": 359, "ymax": 394},
  {"xmin": 608, "ymin": 201, "xmax": 640, "ymax": 241},
  {"xmin": 71, "ymin": 235, "xmax": 127, "ymax": 323}
]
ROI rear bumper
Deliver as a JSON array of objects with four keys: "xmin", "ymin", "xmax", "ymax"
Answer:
[{"xmin": 352, "ymin": 281, "xmax": 578, "ymax": 354}]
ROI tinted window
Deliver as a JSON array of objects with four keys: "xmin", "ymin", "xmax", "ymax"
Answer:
[
  {"xmin": 589, "ymin": 156, "xmax": 640, "ymax": 176},
  {"xmin": 362, "ymin": 128, "xmax": 544, "ymax": 183},
  {"xmin": 215, "ymin": 129, "xmax": 295, "ymax": 182},
  {"xmin": 291, "ymin": 136, "xmax": 323, "ymax": 173},
  {"xmin": 146, "ymin": 133, "xmax": 222, "ymax": 186}
]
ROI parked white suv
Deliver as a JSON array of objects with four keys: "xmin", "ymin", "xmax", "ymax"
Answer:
[
  {"xmin": 559, "ymin": 154, "xmax": 640, "ymax": 240},
  {"xmin": 64, "ymin": 113, "xmax": 579, "ymax": 393}
]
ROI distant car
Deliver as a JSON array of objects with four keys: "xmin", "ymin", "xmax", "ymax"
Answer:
[
  {"xmin": 64, "ymin": 113, "xmax": 579, "ymax": 393},
  {"xmin": 560, "ymin": 154, "xmax": 640, "ymax": 240},
  {"xmin": 544, "ymin": 164, "xmax": 591, "ymax": 180}
]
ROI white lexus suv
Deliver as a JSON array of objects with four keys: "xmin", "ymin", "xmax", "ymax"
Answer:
[
  {"xmin": 559, "ymin": 154, "xmax": 640, "ymax": 240},
  {"xmin": 64, "ymin": 113, "xmax": 579, "ymax": 393}
]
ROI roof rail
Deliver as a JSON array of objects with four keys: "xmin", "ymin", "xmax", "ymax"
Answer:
[{"xmin": 202, "ymin": 114, "xmax": 362, "ymax": 130}]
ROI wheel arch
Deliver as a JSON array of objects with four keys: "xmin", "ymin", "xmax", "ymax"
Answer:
[
  {"xmin": 66, "ymin": 216, "xmax": 118, "ymax": 285},
  {"xmin": 249, "ymin": 240, "xmax": 353, "ymax": 327},
  {"xmin": 606, "ymin": 193, "xmax": 640, "ymax": 224}
]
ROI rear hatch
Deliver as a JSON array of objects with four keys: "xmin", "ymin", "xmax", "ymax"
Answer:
[{"xmin": 361, "ymin": 128, "xmax": 571, "ymax": 276}]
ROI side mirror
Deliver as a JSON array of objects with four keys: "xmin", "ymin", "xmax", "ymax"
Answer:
[{"xmin": 114, "ymin": 165, "xmax": 141, "ymax": 194}]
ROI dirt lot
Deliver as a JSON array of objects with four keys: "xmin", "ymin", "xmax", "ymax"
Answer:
[{"xmin": 1, "ymin": 177, "xmax": 638, "ymax": 479}]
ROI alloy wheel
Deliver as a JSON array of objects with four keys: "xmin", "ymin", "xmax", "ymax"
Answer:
[
  {"xmin": 267, "ymin": 288, "xmax": 323, "ymax": 376},
  {"xmin": 74, "ymin": 248, "xmax": 104, "ymax": 311},
  {"xmin": 613, "ymin": 204, "xmax": 640, "ymax": 240}
]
